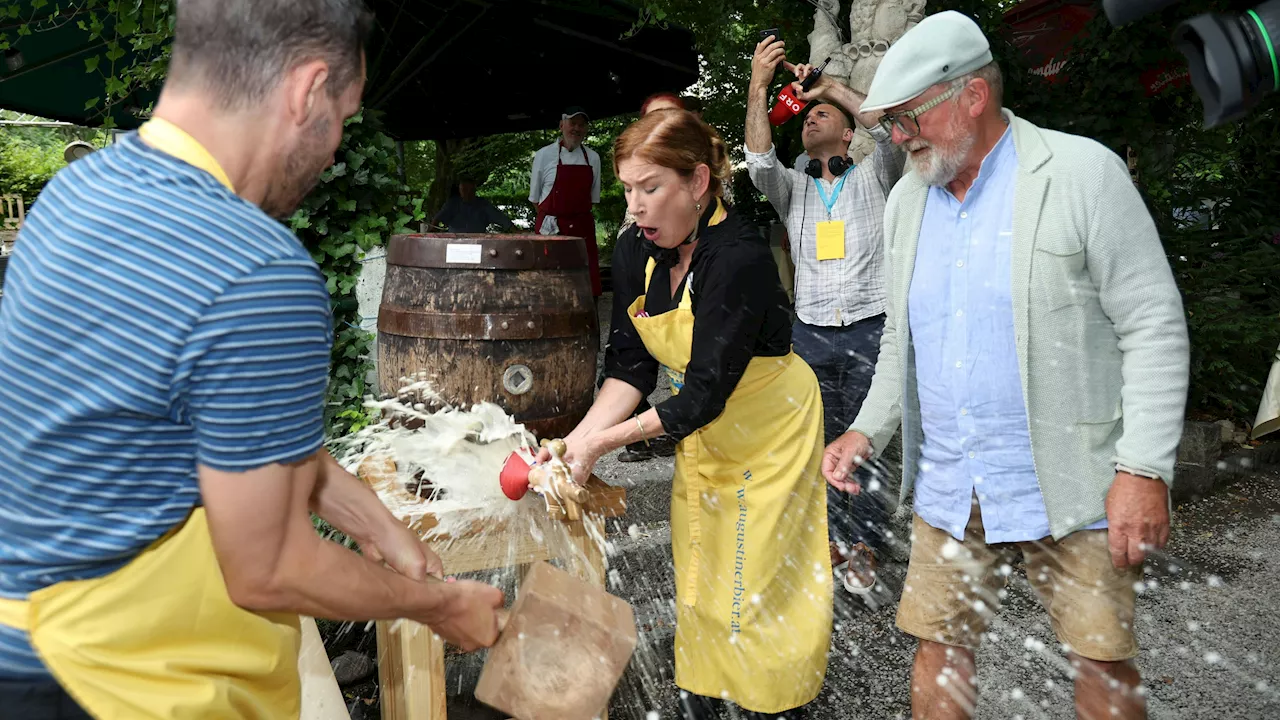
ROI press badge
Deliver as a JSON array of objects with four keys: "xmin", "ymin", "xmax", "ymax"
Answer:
[{"xmin": 816, "ymin": 220, "xmax": 846, "ymax": 261}]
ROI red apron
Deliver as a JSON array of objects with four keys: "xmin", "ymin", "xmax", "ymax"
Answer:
[{"xmin": 535, "ymin": 143, "xmax": 601, "ymax": 296}]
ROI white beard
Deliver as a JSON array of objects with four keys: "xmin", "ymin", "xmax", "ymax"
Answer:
[{"xmin": 904, "ymin": 112, "xmax": 975, "ymax": 187}]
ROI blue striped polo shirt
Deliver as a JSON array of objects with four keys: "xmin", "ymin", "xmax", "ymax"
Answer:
[{"xmin": 0, "ymin": 132, "xmax": 333, "ymax": 678}]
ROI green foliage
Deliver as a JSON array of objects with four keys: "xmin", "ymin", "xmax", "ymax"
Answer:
[
  {"xmin": 2, "ymin": 0, "xmax": 174, "ymax": 128},
  {"xmin": 1170, "ymin": 227, "xmax": 1280, "ymax": 416},
  {"xmin": 289, "ymin": 110, "xmax": 425, "ymax": 437},
  {"xmin": 0, "ymin": 110, "xmax": 110, "ymax": 200},
  {"xmin": 0, "ymin": 137, "xmax": 63, "ymax": 198},
  {"xmin": 0, "ymin": 127, "xmax": 66, "ymax": 199}
]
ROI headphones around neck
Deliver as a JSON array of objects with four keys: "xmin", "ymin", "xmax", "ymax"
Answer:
[{"xmin": 804, "ymin": 155, "xmax": 853, "ymax": 179}]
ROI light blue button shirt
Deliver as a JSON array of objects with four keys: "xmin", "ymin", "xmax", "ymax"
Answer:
[{"xmin": 907, "ymin": 128, "xmax": 1106, "ymax": 543}]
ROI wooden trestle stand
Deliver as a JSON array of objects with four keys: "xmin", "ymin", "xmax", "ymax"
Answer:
[{"xmin": 358, "ymin": 456, "xmax": 627, "ymax": 720}]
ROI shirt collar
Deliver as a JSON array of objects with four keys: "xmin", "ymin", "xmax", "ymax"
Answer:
[
  {"xmin": 956, "ymin": 124, "xmax": 1015, "ymax": 202},
  {"xmin": 137, "ymin": 117, "xmax": 235, "ymax": 191}
]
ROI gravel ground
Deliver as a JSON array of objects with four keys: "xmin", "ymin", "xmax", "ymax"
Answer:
[
  {"xmin": 595, "ymin": 440, "xmax": 1280, "ymax": 720},
  {"xmin": 372, "ymin": 294, "xmax": 1280, "ymax": 720}
]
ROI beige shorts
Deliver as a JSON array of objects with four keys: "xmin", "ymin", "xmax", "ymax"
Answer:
[{"xmin": 896, "ymin": 502, "xmax": 1141, "ymax": 662}]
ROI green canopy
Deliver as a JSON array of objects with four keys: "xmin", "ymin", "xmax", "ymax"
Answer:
[
  {"xmin": 0, "ymin": 0, "xmax": 699, "ymax": 139},
  {"xmin": 0, "ymin": 3, "xmax": 155, "ymax": 130}
]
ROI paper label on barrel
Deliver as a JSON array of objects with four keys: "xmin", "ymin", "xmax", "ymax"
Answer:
[{"xmin": 445, "ymin": 243, "xmax": 483, "ymax": 264}]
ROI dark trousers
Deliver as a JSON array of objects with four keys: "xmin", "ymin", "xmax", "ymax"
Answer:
[
  {"xmin": 791, "ymin": 315, "xmax": 889, "ymax": 555},
  {"xmin": 0, "ymin": 678, "xmax": 93, "ymax": 719},
  {"xmin": 679, "ymin": 691, "xmax": 808, "ymax": 719}
]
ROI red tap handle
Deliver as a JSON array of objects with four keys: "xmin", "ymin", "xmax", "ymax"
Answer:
[{"xmin": 499, "ymin": 452, "xmax": 532, "ymax": 500}]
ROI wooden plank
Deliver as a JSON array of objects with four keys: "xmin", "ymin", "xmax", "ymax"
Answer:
[
  {"xmin": 367, "ymin": 462, "xmax": 627, "ymax": 720},
  {"xmin": 377, "ymin": 619, "xmax": 446, "ymax": 720},
  {"xmin": 567, "ymin": 514, "xmax": 610, "ymax": 720},
  {"xmin": 298, "ymin": 616, "xmax": 348, "ymax": 720},
  {"xmin": 434, "ymin": 528, "xmax": 554, "ymax": 576}
]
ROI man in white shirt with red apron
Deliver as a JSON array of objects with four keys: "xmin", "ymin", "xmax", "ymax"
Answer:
[{"xmin": 530, "ymin": 106, "xmax": 603, "ymax": 296}]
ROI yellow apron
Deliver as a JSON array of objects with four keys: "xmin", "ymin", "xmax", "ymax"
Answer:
[
  {"xmin": 629, "ymin": 247, "xmax": 833, "ymax": 714},
  {"xmin": 0, "ymin": 119, "xmax": 304, "ymax": 719}
]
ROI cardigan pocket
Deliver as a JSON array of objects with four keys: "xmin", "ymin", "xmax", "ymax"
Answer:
[
  {"xmin": 1076, "ymin": 405, "xmax": 1123, "ymax": 457},
  {"xmin": 1033, "ymin": 235, "xmax": 1091, "ymax": 310}
]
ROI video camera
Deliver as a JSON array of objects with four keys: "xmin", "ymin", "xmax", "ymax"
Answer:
[{"xmin": 1103, "ymin": 0, "xmax": 1279, "ymax": 127}]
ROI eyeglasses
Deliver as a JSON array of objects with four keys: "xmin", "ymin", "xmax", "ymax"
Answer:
[{"xmin": 877, "ymin": 83, "xmax": 962, "ymax": 138}]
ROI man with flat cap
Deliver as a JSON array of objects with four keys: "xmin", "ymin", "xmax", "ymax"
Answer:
[
  {"xmin": 530, "ymin": 105, "xmax": 603, "ymax": 296},
  {"xmin": 816, "ymin": 10, "xmax": 1189, "ymax": 720}
]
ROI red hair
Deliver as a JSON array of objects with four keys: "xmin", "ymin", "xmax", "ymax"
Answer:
[
  {"xmin": 613, "ymin": 110, "xmax": 732, "ymax": 197},
  {"xmin": 639, "ymin": 92, "xmax": 684, "ymax": 115}
]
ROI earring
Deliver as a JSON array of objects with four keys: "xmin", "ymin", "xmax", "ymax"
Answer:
[{"xmin": 695, "ymin": 202, "xmax": 702, "ymax": 213}]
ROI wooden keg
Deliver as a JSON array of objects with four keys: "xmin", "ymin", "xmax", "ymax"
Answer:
[{"xmin": 377, "ymin": 234, "xmax": 597, "ymax": 440}]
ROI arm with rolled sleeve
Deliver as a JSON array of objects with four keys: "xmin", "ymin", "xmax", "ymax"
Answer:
[
  {"xmin": 862, "ymin": 124, "xmax": 905, "ymax": 196},
  {"xmin": 528, "ymin": 147, "xmax": 548, "ymax": 204},
  {"xmin": 744, "ymin": 145, "xmax": 796, "ymax": 223},
  {"xmin": 655, "ymin": 244, "xmax": 776, "ymax": 442},
  {"xmin": 1087, "ymin": 153, "xmax": 1191, "ymax": 485}
]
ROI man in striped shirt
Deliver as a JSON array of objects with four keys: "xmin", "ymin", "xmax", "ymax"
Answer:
[
  {"xmin": 745, "ymin": 36, "xmax": 904, "ymax": 601},
  {"xmin": 0, "ymin": 1, "xmax": 502, "ymax": 716}
]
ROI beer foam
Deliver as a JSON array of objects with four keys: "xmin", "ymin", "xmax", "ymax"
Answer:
[{"xmin": 332, "ymin": 380, "xmax": 537, "ymax": 537}]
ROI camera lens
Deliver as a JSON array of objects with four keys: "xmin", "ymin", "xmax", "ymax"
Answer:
[
  {"xmin": 1206, "ymin": 52, "xmax": 1224, "ymax": 87},
  {"xmin": 1174, "ymin": 0, "xmax": 1280, "ymax": 127}
]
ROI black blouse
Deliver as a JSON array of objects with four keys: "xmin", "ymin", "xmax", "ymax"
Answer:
[{"xmin": 604, "ymin": 201, "xmax": 793, "ymax": 442}]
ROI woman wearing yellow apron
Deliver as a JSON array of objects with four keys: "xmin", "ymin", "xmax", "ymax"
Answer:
[{"xmin": 541, "ymin": 110, "xmax": 833, "ymax": 717}]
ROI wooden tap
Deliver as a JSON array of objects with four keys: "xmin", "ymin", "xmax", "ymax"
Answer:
[{"xmin": 529, "ymin": 438, "xmax": 588, "ymax": 520}]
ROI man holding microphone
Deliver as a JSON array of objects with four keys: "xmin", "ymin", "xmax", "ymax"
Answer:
[{"xmin": 745, "ymin": 35, "xmax": 904, "ymax": 601}]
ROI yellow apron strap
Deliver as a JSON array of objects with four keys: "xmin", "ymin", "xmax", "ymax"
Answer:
[
  {"xmin": 643, "ymin": 257, "xmax": 656, "ymax": 292},
  {"xmin": 138, "ymin": 117, "xmax": 235, "ymax": 192},
  {"xmin": 0, "ymin": 596, "xmax": 28, "ymax": 630},
  {"xmin": 708, "ymin": 196, "xmax": 728, "ymax": 227}
]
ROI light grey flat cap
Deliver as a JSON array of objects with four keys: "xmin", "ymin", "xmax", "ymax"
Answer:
[{"xmin": 861, "ymin": 11, "xmax": 993, "ymax": 112}]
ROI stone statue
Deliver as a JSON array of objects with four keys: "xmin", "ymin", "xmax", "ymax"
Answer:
[{"xmin": 809, "ymin": 0, "xmax": 927, "ymax": 163}]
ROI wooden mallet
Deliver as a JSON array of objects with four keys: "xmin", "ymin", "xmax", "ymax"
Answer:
[{"xmin": 475, "ymin": 560, "xmax": 638, "ymax": 720}]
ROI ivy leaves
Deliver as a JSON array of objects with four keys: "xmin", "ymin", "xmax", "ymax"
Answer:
[
  {"xmin": 290, "ymin": 110, "xmax": 425, "ymax": 436},
  {"xmin": 0, "ymin": 0, "xmax": 176, "ymax": 127}
]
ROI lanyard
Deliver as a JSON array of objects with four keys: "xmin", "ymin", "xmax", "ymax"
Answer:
[{"xmin": 812, "ymin": 172, "xmax": 848, "ymax": 217}]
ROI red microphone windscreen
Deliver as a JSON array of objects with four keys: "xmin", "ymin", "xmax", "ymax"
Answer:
[{"xmin": 769, "ymin": 84, "xmax": 807, "ymax": 126}]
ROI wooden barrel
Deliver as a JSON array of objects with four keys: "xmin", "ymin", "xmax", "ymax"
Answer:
[{"xmin": 377, "ymin": 233, "xmax": 597, "ymax": 440}]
